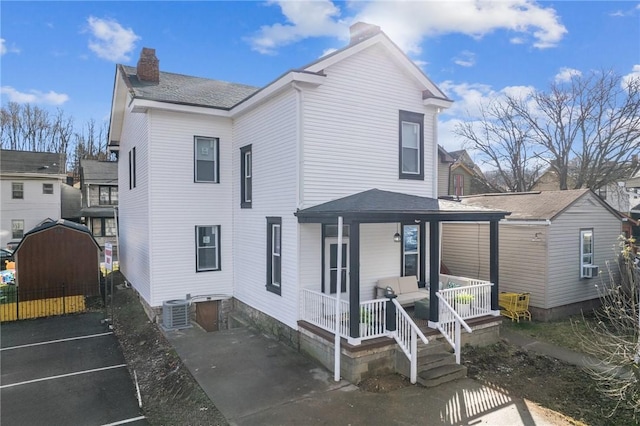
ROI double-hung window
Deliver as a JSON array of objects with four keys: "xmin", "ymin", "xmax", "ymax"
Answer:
[
  {"xmin": 240, "ymin": 145, "xmax": 252, "ymax": 208},
  {"xmin": 12, "ymin": 182, "xmax": 24, "ymax": 199},
  {"xmin": 43, "ymin": 183, "xmax": 54, "ymax": 195},
  {"xmin": 399, "ymin": 110, "xmax": 424, "ymax": 180},
  {"xmin": 402, "ymin": 224, "xmax": 419, "ymax": 278},
  {"xmin": 196, "ymin": 225, "xmax": 221, "ymax": 272},
  {"xmin": 580, "ymin": 229, "xmax": 595, "ymax": 278},
  {"xmin": 12, "ymin": 220, "xmax": 24, "ymax": 239},
  {"xmin": 195, "ymin": 136, "xmax": 219, "ymax": 183},
  {"xmin": 266, "ymin": 217, "xmax": 282, "ymax": 295},
  {"xmin": 99, "ymin": 186, "xmax": 118, "ymax": 205}
]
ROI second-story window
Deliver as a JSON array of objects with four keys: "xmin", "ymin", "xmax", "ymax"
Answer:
[
  {"xmin": 12, "ymin": 182, "xmax": 24, "ymax": 199},
  {"xmin": 240, "ymin": 144, "xmax": 252, "ymax": 208},
  {"xmin": 43, "ymin": 183, "xmax": 54, "ymax": 195},
  {"xmin": 195, "ymin": 136, "xmax": 219, "ymax": 183},
  {"xmin": 99, "ymin": 186, "xmax": 118, "ymax": 205},
  {"xmin": 398, "ymin": 110, "xmax": 424, "ymax": 180}
]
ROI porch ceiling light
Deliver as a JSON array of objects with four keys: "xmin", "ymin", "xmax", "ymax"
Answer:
[{"xmin": 393, "ymin": 223, "xmax": 401, "ymax": 242}]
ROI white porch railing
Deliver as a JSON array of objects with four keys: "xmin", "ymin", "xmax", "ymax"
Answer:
[
  {"xmin": 392, "ymin": 298, "xmax": 429, "ymax": 383},
  {"xmin": 438, "ymin": 281, "xmax": 493, "ymax": 321},
  {"xmin": 435, "ymin": 293, "xmax": 473, "ymax": 364}
]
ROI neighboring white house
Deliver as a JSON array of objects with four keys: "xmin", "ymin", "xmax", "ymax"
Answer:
[
  {"xmin": 441, "ymin": 189, "xmax": 622, "ymax": 321},
  {"xmin": 108, "ymin": 24, "xmax": 511, "ymax": 382},
  {"xmin": 0, "ymin": 150, "xmax": 66, "ymax": 248}
]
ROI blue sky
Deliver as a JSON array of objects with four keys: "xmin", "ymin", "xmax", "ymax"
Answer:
[{"xmin": 1, "ymin": 1, "xmax": 639, "ymax": 151}]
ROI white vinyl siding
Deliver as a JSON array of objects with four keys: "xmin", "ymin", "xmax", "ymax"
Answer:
[
  {"xmin": 302, "ymin": 43, "xmax": 437, "ymax": 207},
  {"xmin": 233, "ymin": 90, "xmax": 299, "ymax": 329}
]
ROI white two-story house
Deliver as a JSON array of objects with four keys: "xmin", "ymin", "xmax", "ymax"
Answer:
[
  {"xmin": 0, "ymin": 150, "xmax": 66, "ymax": 248},
  {"xmin": 109, "ymin": 23, "xmax": 509, "ymax": 383}
]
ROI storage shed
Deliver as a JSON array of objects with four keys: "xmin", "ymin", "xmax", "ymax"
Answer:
[
  {"xmin": 14, "ymin": 219, "xmax": 101, "ymax": 301},
  {"xmin": 441, "ymin": 189, "xmax": 623, "ymax": 321}
]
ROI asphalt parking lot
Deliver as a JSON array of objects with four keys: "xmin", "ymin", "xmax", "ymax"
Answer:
[{"xmin": 1, "ymin": 312, "xmax": 147, "ymax": 425}]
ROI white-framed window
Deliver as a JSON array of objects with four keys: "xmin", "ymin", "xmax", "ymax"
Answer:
[
  {"xmin": 580, "ymin": 229, "xmax": 594, "ymax": 278},
  {"xmin": 240, "ymin": 144, "xmax": 252, "ymax": 208},
  {"xmin": 196, "ymin": 225, "xmax": 220, "ymax": 272},
  {"xmin": 12, "ymin": 220, "xmax": 24, "ymax": 239},
  {"xmin": 12, "ymin": 182, "xmax": 24, "ymax": 199},
  {"xmin": 195, "ymin": 136, "xmax": 219, "ymax": 183},
  {"xmin": 99, "ymin": 186, "xmax": 118, "ymax": 205},
  {"xmin": 399, "ymin": 110, "xmax": 424, "ymax": 180},
  {"xmin": 43, "ymin": 183, "xmax": 54, "ymax": 195},
  {"xmin": 266, "ymin": 217, "xmax": 282, "ymax": 295},
  {"xmin": 403, "ymin": 224, "xmax": 419, "ymax": 278}
]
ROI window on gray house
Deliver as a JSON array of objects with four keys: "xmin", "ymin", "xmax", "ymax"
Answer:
[
  {"xmin": 195, "ymin": 137, "xmax": 219, "ymax": 183},
  {"xmin": 12, "ymin": 182, "xmax": 24, "ymax": 199},
  {"xmin": 399, "ymin": 110, "xmax": 424, "ymax": 180},
  {"xmin": 196, "ymin": 225, "xmax": 220, "ymax": 272},
  {"xmin": 92, "ymin": 218, "xmax": 117, "ymax": 237},
  {"xmin": 580, "ymin": 229, "xmax": 595, "ymax": 278},
  {"xmin": 99, "ymin": 186, "xmax": 118, "ymax": 205},
  {"xmin": 240, "ymin": 145, "xmax": 252, "ymax": 208},
  {"xmin": 266, "ymin": 217, "xmax": 282, "ymax": 295},
  {"xmin": 43, "ymin": 183, "xmax": 54, "ymax": 195}
]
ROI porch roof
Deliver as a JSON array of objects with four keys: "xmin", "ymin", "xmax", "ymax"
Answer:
[{"xmin": 295, "ymin": 189, "xmax": 510, "ymax": 223}]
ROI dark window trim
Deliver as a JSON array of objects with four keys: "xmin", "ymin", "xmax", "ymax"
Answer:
[
  {"xmin": 99, "ymin": 186, "xmax": 118, "ymax": 205},
  {"xmin": 128, "ymin": 147, "xmax": 136, "ymax": 189},
  {"xmin": 398, "ymin": 110, "xmax": 425, "ymax": 180},
  {"xmin": 91, "ymin": 217, "xmax": 117, "ymax": 237},
  {"xmin": 266, "ymin": 216, "xmax": 282, "ymax": 295},
  {"xmin": 43, "ymin": 183, "xmax": 54, "ymax": 195},
  {"xmin": 401, "ymin": 223, "xmax": 420, "ymax": 280},
  {"xmin": 240, "ymin": 144, "xmax": 252, "ymax": 208},
  {"xmin": 194, "ymin": 136, "xmax": 220, "ymax": 183},
  {"xmin": 195, "ymin": 225, "xmax": 221, "ymax": 272}
]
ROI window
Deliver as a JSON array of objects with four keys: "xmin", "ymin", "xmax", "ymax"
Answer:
[
  {"xmin": 403, "ymin": 224, "xmax": 419, "ymax": 278},
  {"xmin": 240, "ymin": 145, "xmax": 252, "ymax": 208},
  {"xmin": 196, "ymin": 225, "xmax": 221, "ymax": 272},
  {"xmin": 266, "ymin": 217, "xmax": 282, "ymax": 295},
  {"xmin": 195, "ymin": 136, "xmax": 219, "ymax": 183},
  {"xmin": 580, "ymin": 229, "xmax": 594, "ymax": 278},
  {"xmin": 12, "ymin": 182, "xmax": 23, "ymax": 199},
  {"xmin": 99, "ymin": 186, "xmax": 118, "ymax": 205},
  {"xmin": 453, "ymin": 174, "xmax": 464, "ymax": 196},
  {"xmin": 92, "ymin": 218, "xmax": 117, "ymax": 237},
  {"xmin": 12, "ymin": 220, "xmax": 24, "ymax": 239},
  {"xmin": 129, "ymin": 147, "xmax": 136, "ymax": 189},
  {"xmin": 597, "ymin": 187, "xmax": 607, "ymax": 200},
  {"xmin": 43, "ymin": 183, "xmax": 54, "ymax": 195},
  {"xmin": 399, "ymin": 110, "xmax": 424, "ymax": 180}
]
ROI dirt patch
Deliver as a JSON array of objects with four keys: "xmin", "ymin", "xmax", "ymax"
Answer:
[
  {"xmin": 108, "ymin": 272, "xmax": 227, "ymax": 425},
  {"xmin": 358, "ymin": 373, "xmax": 410, "ymax": 393}
]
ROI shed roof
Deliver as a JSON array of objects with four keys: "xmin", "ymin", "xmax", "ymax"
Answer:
[
  {"xmin": 121, "ymin": 65, "xmax": 259, "ymax": 110},
  {"xmin": 0, "ymin": 149, "xmax": 64, "ymax": 175},
  {"xmin": 15, "ymin": 219, "xmax": 100, "ymax": 253},
  {"xmin": 458, "ymin": 189, "xmax": 614, "ymax": 221},
  {"xmin": 79, "ymin": 159, "xmax": 118, "ymax": 184}
]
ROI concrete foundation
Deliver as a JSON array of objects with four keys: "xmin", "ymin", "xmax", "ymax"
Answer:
[{"xmin": 529, "ymin": 298, "xmax": 602, "ymax": 322}]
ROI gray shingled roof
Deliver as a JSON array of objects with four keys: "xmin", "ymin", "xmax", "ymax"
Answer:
[
  {"xmin": 121, "ymin": 65, "xmax": 259, "ymax": 110},
  {"xmin": 459, "ymin": 189, "xmax": 595, "ymax": 221},
  {"xmin": 80, "ymin": 159, "xmax": 118, "ymax": 184},
  {"xmin": 1, "ymin": 150, "xmax": 64, "ymax": 174},
  {"xmin": 15, "ymin": 219, "xmax": 100, "ymax": 254}
]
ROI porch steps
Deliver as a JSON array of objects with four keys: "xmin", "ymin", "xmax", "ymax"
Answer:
[{"xmin": 395, "ymin": 338, "xmax": 467, "ymax": 387}]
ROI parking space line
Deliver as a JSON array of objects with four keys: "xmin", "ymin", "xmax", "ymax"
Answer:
[
  {"xmin": 1, "ymin": 332, "xmax": 113, "ymax": 351},
  {"xmin": 101, "ymin": 415, "xmax": 146, "ymax": 425},
  {"xmin": 0, "ymin": 364, "xmax": 126, "ymax": 389}
]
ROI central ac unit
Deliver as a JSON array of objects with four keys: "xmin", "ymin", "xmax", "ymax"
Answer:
[
  {"xmin": 161, "ymin": 299, "xmax": 191, "ymax": 330},
  {"xmin": 583, "ymin": 265, "xmax": 599, "ymax": 279}
]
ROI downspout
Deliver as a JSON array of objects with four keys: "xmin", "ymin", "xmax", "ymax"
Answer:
[{"xmin": 292, "ymin": 83, "xmax": 304, "ymax": 208}]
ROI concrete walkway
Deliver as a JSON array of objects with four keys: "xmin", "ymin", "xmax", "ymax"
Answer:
[{"xmin": 165, "ymin": 325, "xmax": 580, "ymax": 425}]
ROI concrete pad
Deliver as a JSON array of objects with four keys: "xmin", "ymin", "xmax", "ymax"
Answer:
[{"xmin": 166, "ymin": 325, "xmax": 575, "ymax": 426}]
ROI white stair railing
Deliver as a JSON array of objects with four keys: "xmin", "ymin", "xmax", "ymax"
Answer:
[
  {"xmin": 435, "ymin": 292, "xmax": 472, "ymax": 364},
  {"xmin": 391, "ymin": 298, "xmax": 429, "ymax": 384}
]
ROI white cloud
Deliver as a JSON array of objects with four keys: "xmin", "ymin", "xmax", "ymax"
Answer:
[
  {"xmin": 622, "ymin": 65, "xmax": 640, "ymax": 89},
  {"xmin": 85, "ymin": 16, "xmax": 139, "ymax": 62},
  {"xmin": 249, "ymin": 1, "xmax": 566, "ymax": 55},
  {"xmin": 453, "ymin": 50, "xmax": 476, "ymax": 67},
  {"xmin": 248, "ymin": 1, "xmax": 347, "ymax": 54},
  {"xmin": 1, "ymin": 38, "xmax": 20, "ymax": 56},
  {"xmin": 554, "ymin": 67, "xmax": 582, "ymax": 83},
  {"xmin": 0, "ymin": 86, "xmax": 69, "ymax": 105}
]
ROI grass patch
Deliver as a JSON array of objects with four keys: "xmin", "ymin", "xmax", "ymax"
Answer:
[{"xmin": 501, "ymin": 314, "xmax": 596, "ymax": 353}]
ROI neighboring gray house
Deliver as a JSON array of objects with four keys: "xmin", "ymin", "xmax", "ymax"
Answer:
[
  {"xmin": 79, "ymin": 159, "xmax": 118, "ymax": 254},
  {"xmin": 441, "ymin": 189, "xmax": 622, "ymax": 321}
]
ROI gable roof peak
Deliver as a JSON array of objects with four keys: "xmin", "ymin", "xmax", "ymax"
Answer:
[{"xmin": 349, "ymin": 22, "xmax": 381, "ymax": 44}]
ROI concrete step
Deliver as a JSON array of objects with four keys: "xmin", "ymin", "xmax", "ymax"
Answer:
[
  {"xmin": 396, "ymin": 350, "xmax": 457, "ymax": 378},
  {"xmin": 416, "ymin": 363, "xmax": 468, "ymax": 388}
]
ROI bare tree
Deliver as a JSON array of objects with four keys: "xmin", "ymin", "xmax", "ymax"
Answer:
[
  {"xmin": 576, "ymin": 237, "xmax": 640, "ymax": 416},
  {"xmin": 455, "ymin": 100, "xmax": 544, "ymax": 192}
]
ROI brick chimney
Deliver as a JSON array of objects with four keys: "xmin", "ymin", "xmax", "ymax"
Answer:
[
  {"xmin": 136, "ymin": 47, "xmax": 159, "ymax": 83},
  {"xmin": 349, "ymin": 22, "xmax": 381, "ymax": 44}
]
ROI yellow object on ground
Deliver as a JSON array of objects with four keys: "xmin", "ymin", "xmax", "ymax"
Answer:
[
  {"xmin": 100, "ymin": 261, "xmax": 120, "ymax": 277},
  {"xmin": 0, "ymin": 295, "xmax": 86, "ymax": 322},
  {"xmin": 499, "ymin": 292, "xmax": 531, "ymax": 322}
]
